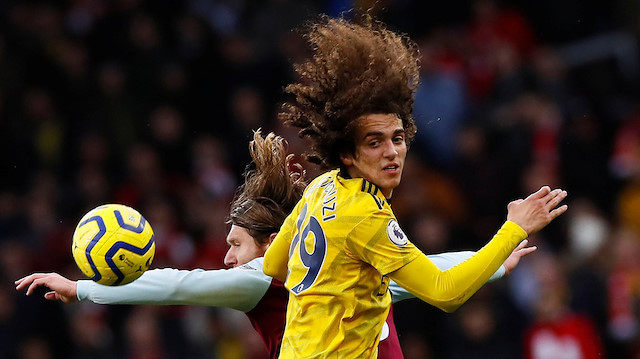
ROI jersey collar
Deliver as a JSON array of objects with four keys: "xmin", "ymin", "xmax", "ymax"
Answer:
[{"xmin": 336, "ymin": 170, "xmax": 389, "ymax": 204}]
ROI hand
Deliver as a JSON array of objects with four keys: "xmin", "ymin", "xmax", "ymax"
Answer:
[
  {"xmin": 503, "ymin": 239, "xmax": 537, "ymax": 275},
  {"xmin": 15, "ymin": 273, "xmax": 78, "ymax": 303},
  {"xmin": 507, "ymin": 186, "xmax": 568, "ymax": 235}
]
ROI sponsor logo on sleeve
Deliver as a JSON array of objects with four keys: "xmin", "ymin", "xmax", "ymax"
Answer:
[{"xmin": 387, "ymin": 220, "xmax": 408, "ymax": 247}]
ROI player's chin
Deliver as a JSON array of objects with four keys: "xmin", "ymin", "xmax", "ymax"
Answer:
[
  {"xmin": 384, "ymin": 169, "xmax": 402, "ymax": 182},
  {"xmin": 380, "ymin": 177, "xmax": 401, "ymax": 194}
]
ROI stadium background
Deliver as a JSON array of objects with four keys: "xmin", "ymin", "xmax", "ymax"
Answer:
[{"xmin": 1, "ymin": 0, "xmax": 640, "ymax": 358}]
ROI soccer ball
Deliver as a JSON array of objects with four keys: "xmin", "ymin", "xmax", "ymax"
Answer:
[{"xmin": 72, "ymin": 204, "xmax": 155, "ymax": 286}]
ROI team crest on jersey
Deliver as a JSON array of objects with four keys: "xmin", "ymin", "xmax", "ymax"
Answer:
[{"xmin": 386, "ymin": 220, "xmax": 408, "ymax": 247}]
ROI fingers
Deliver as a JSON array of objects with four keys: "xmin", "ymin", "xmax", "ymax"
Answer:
[
  {"xmin": 44, "ymin": 291, "xmax": 58, "ymax": 301},
  {"xmin": 517, "ymin": 245, "xmax": 537, "ymax": 258},
  {"xmin": 546, "ymin": 189, "xmax": 568, "ymax": 208},
  {"xmin": 15, "ymin": 273, "xmax": 51, "ymax": 296},
  {"xmin": 14, "ymin": 274, "xmax": 35, "ymax": 291},
  {"xmin": 528, "ymin": 187, "xmax": 568, "ymax": 213},
  {"xmin": 526, "ymin": 186, "xmax": 551, "ymax": 200},
  {"xmin": 511, "ymin": 187, "xmax": 566, "ymax": 210},
  {"xmin": 26, "ymin": 277, "xmax": 47, "ymax": 296},
  {"xmin": 514, "ymin": 239, "xmax": 529, "ymax": 250},
  {"xmin": 550, "ymin": 204, "xmax": 569, "ymax": 219},
  {"xmin": 514, "ymin": 239, "xmax": 537, "ymax": 257}
]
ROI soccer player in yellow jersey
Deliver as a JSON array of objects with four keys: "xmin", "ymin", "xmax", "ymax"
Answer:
[{"xmin": 262, "ymin": 15, "xmax": 569, "ymax": 358}]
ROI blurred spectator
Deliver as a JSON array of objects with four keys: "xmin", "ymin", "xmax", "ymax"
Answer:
[
  {"xmin": 123, "ymin": 306, "xmax": 166, "ymax": 359},
  {"xmin": 147, "ymin": 104, "xmax": 191, "ymax": 176},
  {"xmin": 67, "ymin": 303, "xmax": 116, "ymax": 359},
  {"xmin": 446, "ymin": 287, "xmax": 520, "ymax": 359},
  {"xmin": 523, "ymin": 252, "xmax": 606, "ymax": 359},
  {"xmin": 463, "ymin": 0, "xmax": 536, "ymax": 101},
  {"xmin": 606, "ymin": 228, "xmax": 640, "ymax": 357},
  {"xmin": 412, "ymin": 30, "xmax": 468, "ymax": 168},
  {"xmin": 141, "ymin": 195, "xmax": 195, "ymax": 268}
]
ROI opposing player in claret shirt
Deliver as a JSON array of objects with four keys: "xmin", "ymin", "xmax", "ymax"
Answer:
[{"xmin": 263, "ymin": 15, "xmax": 568, "ymax": 358}]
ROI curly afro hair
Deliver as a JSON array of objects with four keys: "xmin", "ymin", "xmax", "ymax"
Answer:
[{"xmin": 279, "ymin": 15, "xmax": 420, "ymax": 170}]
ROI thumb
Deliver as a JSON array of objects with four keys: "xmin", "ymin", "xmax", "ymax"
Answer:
[{"xmin": 508, "ymin": 199, "xmax": 524, "ymax": 210}]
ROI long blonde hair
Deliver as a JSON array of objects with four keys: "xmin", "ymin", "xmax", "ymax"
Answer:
[{"xmin": 227, "ymin": 130, "xmax": 307, "ymax": 244}]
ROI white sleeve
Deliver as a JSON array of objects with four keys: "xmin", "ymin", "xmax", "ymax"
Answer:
[
  {"xmin": 76, "ymin": 257, "xmax": 273, "ymax": 312},
  {"xmin": 389, "ymin": 251, "xmax": 506, "ymax": 303}
]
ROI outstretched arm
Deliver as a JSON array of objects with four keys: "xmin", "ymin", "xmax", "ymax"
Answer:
[
  {"xmin": 16, "ymin": 258, "xmax": 274, "ymax": 312},
  {"xmin": 389, "ymin": 186, "xmax": 567, "ymax": 312},
  {"xmin": 389, "ymin": 240, "xmax": 536, "ymax": 303}
]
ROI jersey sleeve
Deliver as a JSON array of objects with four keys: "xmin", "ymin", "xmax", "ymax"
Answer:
[
  {"xmin": 263, "ymin": 202, "xmax": 301, "ymax": 282},
  {"xmin": 76, "ymin": 258, "xmax": 272, "ymax": 312},
  {"xmin": 389, "ymin": 251, "xmax": 507, "ymax": 303},
  {"xmin": 389, "ymin": 221, "xmax": 526, "ymax": 312},
  {"xmin": 346, "ymin": 212, "xmax": 421, "ymax": 275}
]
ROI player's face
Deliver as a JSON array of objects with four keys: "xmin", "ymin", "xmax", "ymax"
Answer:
[
  {"xmin": 224, "ymin": 225, "xmax": 271, "ymax": 268},
  {"xmin": 341, "ymin": 114, "xmax": 407, "ymax": 198}
]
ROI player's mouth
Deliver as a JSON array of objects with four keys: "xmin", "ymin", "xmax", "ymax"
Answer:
[{"xmin": 383, "ymin": 163, "xmax": 401, "ymax": 174}]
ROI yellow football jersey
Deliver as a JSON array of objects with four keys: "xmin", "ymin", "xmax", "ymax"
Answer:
[
  {"xmin": 265, "ymin": 170, "xmax": 527, "ymax": 358},
  {"xmin": 275, "ymin": 170, "xmax": 421, "ymax": 358}
]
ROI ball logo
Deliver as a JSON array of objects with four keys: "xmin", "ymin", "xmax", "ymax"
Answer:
[{"xmin": 387, "ymin": 220, "xmax": 407, "ymax": 247}]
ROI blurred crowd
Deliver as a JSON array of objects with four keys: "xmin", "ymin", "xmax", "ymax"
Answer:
[{"xmin": 2, "ymin": 0, "xmax": 640, "ymax": 358}]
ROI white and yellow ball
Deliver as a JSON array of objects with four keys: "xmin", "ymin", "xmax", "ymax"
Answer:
[{"xmin": 72, "ymin": 204, "xmax": 155, "ymax": 286}]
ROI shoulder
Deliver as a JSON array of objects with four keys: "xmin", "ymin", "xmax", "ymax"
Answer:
[
  {"xmin": 303, "ymin": 170, "xmax": 338, "ymax": 196},
  {"xmin": 356, "ymin": 178, "xmax": 389, "ymax": 211}
]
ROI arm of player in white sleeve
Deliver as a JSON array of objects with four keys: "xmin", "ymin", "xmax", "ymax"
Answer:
[
  {"xmin": 76, "ymin": 257, "xmax": 272, "ymax": 312},
  {"xmin": 389, "ymin": 251, "xmax": 506, "ymax": 303}
]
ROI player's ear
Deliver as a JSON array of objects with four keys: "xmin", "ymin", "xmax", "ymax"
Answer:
[
  {"xmin": 264, "ymin": 232, "xmax": 278, "ymax": 248},
  {"xmin": 340, "ymin": 153, "xmax": 354, "ymax": 167}
]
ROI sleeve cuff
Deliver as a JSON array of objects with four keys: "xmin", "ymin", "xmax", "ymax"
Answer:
[
  {"xmin": 76, "ymin": 280, "xmax": 92, "ymax": 301},
  {"xmin": 503, "ymin": 220, "xmax": 528, "ymax": 240}
]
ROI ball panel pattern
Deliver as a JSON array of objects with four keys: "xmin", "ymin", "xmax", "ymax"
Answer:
[{"xmin": 72, "ymin": 204, "xmax": 155, "ymax": 286}]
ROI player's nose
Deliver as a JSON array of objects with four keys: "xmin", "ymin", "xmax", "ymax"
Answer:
[
  {"xmin": 382, "ymin": 140, "xmax": 398, "ymax": 158},
  {"xmin": 223, "ymin": 252, "xmax": 236, "ymax": 267}
]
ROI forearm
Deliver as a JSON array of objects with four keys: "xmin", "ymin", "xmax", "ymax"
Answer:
[
  {"xmin": 389, "ymin": 221, "xmax": 526, "ymax": 312},
  {"xmin": 77, "ymin": 265, "xmax": 272, "ymax": 312},
  {"xmin": 389, "ymin": 251, "xmax": 506, "ymax": 303}
]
